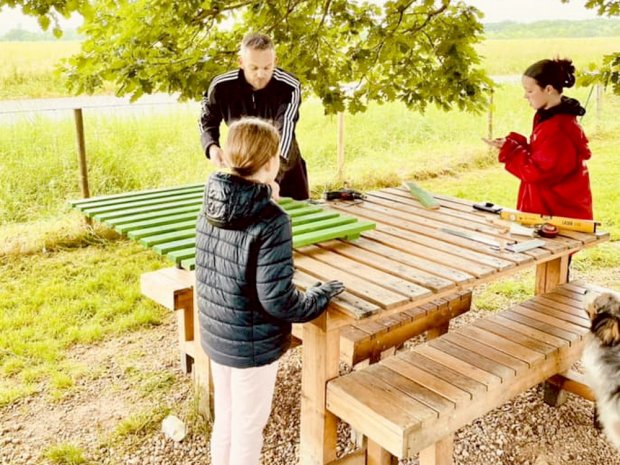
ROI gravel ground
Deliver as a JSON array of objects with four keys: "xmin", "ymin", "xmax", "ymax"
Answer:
[{"xmin": 2, "ymin": 272, "xmax": 620, "ymax": 465}]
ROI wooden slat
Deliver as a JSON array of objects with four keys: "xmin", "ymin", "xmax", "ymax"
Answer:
[
  {"xmin": 294, "ymin": 271, "xmax": 380, "ymax": 319},
  {"xmin": 491, "ymin": 314, "xmax": 569, "ymax": 348},
  {"xmin": 381, "ymin": 356, "xmax": 472, "ymax": 405},
  {"xmin": 363, "ymin": 231, "xmax": 484, "ymax": 280},
  {"xmin": 428, "ymin": 337, "xmax": 517, "ymax": 381},
  {"xmin": 456, "ymin": 325, "xmax": 544, "ymax": 366},
  {"xmin": 293, "ymin": 251, "xmax": 418, "ymax": 309},
  {"xmin": 291, "ymin": 211, "xmax": 340, "ymax": 226},
  {"xmin": 370, "ymin": 365, "xmax": 456, "ymax": 413},
  {"xmin": 520, "ymin": 299, "xmax": 589, "ymax": 326},
  {"xmin": 373, "ymin": 224, "xmax": 517, "ymax": 270},
  {"xmin": 473, "ymin": 319, "xmax": 557, "ymax": 356},
  {"xmin": 315, "ymin": 240, "xmax": 455, "ymax": 292},
  {"xmin": 140, "ymin": 228, "xmax": 196, "ymax": 247},
  {"xmin": 297, "ymin": 244, "xmax": 432, "ymax": 300},
  {"xmin": 69, "ymin": 182, "xmax": 204, "ymax": 206},
  {"xmin": 499, "ymin": 310, "xmax": 581, "ymax": 343},
  {"xmin": 94, "ymin": 198, "xmax": 202, "ymax": 221},
  {"xmin": 167, "ymin": 247, "xmax": 197, "ymax": 264},
  {"xmin": 80, "ymin": 191, "xmax": 203, "ymax": 215},
  {"xmin": 398, "ymin": 351, "xmax": 487, "ymax": 397},
  {"xmin": 292, "ymin": 217, "xmax": 356, "ymax": 235},
  {"xmin": 153, "ymin": 238, "xmax": 195, "ymax": 255},
  {"xmin": 415, "ymin": 345, "xmax": 503, "ymax": 388},
  {"xmin": 329, "ymin": 202, "xmax": 534, "ymax": 265},
  {"xmin": 111, "ymin": 205, "xmax": 201, "ymax": 228},
  {"xmin": 440, "ymin": 332, "xmax": 529, "ymax": 375},
  {"xmin": 509, "ymin": 304, "xmax": 587, "ymax": 335},
  {"xmin": 127, "ymin": 220, "xmax": 196, "ymax": 239},
  {"xmin": 293, "ymin": 221, "xmax": 376, "ymax": 248},
  {"xmin": 366, "ymin": 193, "xmax": 499, "ymax": 234},
  {"xmin": 532, "ymin": 295, "xmax": 587, "ymax": 319}
]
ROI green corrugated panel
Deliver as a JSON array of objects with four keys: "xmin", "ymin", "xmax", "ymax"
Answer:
[
  {"xmin": 120, "ymin": 214, "xmax": 199, "ymax": 234},
  {"xmin": 140, "ymin": 228, "xmax": 196, "ymax": 247},
  {"xmin": 69, "ymin": 182, "xmax": 205, "ymax": 207},
  {"xmin": 291, "ymin": 211, "xmax": 339, "ymax": 226},
  {"xmin": 80, "ymin": 191, "xmax": 203, "ymax": 215},
  {"xmin": 152, "ymin": 238, "xmax": 196, "ymax": 255},
  {"xmin": 128, "ymin": 220, "xmax": 197, "ymax": 239},
  {"xmin": 292, "ymin": 221, "xmax": 376, "ymax": 248},
  {"xmin": 71, "ymin": 185, "xmax": 205, "ymax": 211},
  {"xmin": 110, "ymin": 206, "xmax": 201, "ymax": 229},
  {"xmin": 70, "ymin": 187, "xmax": 377, "ymax": 272},
  {"xmin": 292, "ymin": 216, "xmax": 356, "ymax": 235},
  {"xmin": 94, "ymin": 198, "xmax": 202, "ymax": 221},
  {"xmin": 181, "ymin": 258, "xmax": 196, "ymax": 271},
  {"xmin": 168, "ymin": 247, "xmax": 197, "ymax": 264}
]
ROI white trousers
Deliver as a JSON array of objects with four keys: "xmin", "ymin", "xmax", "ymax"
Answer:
[{"xmin": 210, "ymin": 359, "xmax": 279, "ymax": 465}]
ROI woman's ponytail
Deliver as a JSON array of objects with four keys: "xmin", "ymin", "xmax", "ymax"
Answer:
[{"xmin": 524, "ymin": 57, "xmax": 576, "ymax": 93}]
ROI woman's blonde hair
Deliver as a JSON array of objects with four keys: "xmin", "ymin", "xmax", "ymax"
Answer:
[{"xmin": 224, "ymin": 117, "xmax": 280, "ymax": 177}]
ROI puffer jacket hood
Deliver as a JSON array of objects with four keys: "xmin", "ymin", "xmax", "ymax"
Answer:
[
  {"xmin": 195, "ymin": 172, "xmax": 332, "ymax": 368},
  {"xmin": 205, "ymin": 172, "xmax": 272, "ymax": 229},
  {"xmin": 536, "ymin": 96, "xmax": 585, "ymax": 123}
]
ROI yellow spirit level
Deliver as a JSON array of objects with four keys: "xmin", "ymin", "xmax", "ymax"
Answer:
[{"xmin": 499, "ymin": 210, "xmax": 599, "ymax": 233}]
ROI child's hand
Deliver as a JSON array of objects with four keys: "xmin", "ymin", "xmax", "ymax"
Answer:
[
  {"xmin": 482, "ymin": 137, "xmax": 505, "ymax": 149},
  {"xmin": 269, "ymin": 181, "xmax": 280, "ymax": 200},
  {"xmin": 315, "ymin": 280, "xmax": 345, "ymax": 299}
]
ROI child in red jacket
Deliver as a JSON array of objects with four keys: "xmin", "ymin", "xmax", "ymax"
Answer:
[{"xmin": 484, "ymin": 58, "xmax": 593, "ymax": 220}]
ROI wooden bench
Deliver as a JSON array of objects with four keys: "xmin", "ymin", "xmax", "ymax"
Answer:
[
  {"xmin": 140, "ymin": 268, "xmax": 471, "ymax": 372},
  {"xmin": 339, "ymin": 291, "xmax": 471, "ymax": 366},
  {"xmin": 326, "ymin": 281, "xmax": 596, "ymax": 465}
]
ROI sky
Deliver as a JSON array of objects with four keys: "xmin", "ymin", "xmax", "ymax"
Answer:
[{"xmin": 0, "ymin": 1, "xmax": 603, "ymax": 34}]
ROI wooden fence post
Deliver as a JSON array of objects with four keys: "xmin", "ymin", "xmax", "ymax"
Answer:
[
  {"xmin": 74, "ymin": 108, "xmax": 91, "ymax": 225},
  {"xmin": 336, "ymin": 111, "xmax": 345, "ymax": 180},
  {"xmin": 487, "ymin": 89, "xmax": 494, "ymax": 142}
]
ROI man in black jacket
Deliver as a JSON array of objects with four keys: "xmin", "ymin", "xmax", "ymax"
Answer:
[{"xmin": 199, "ymin": 32, "xmax": 309, "ymax": 200}]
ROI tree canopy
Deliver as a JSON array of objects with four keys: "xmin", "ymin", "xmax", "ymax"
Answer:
[{"xmin": 3, "ymin": 0, "xmax": 619, "ymax": 107}]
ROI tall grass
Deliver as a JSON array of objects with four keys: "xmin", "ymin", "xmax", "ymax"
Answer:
[{"xmin": 477, "ymin": 37, "xmax": 620, "ymax": 75}]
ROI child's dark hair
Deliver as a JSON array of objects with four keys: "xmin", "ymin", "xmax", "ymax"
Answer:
[{"xmin": 524, "ymin": 58, "xmax": 576, "ymax": 93}]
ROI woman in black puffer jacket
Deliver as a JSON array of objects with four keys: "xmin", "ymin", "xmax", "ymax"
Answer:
[{"xmin": 195, "ymin": 117, "xmax": 344, "ymax": 465}]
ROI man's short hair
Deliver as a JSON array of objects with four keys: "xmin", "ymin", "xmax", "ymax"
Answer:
[{"xmin": 241, "ymin": 32, "xmax": 274, "ymax": 51}]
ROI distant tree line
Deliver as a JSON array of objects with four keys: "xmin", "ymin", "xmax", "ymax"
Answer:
[
  {"xmin": 485, "ymin": 18, "xmax": 620, "ymax": 39},
  {"xmin": 1, "ymin": 27, "xmax": 81, "ymax": 41},
  {"xmin": 3, "ymin": 19, "xmax": 619, "ymax": 43}
]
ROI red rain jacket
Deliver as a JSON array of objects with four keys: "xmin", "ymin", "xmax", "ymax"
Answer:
[{"xmin": 498, "ymin": 98, "xmax": 593, "ymax": 220}]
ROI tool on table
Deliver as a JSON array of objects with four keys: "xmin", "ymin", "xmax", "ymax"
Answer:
[
  {"xmin": 537, "ymin": 223, "xmax": 559, "ymax": 238},
  {"xmin": 403, "ymin": 181, "xmax": 440, "ymax": 210},
  {"xmin": 504, "ymin": 239, "xmax": 546, "ymax": 253},
  {"xmin": 439, "ymin": 228, "xmax": 514, "ymax": 248},
  {"xmin": 473, "ymin": 202, "xmax": 503, "ymax": 214},
  {"xmin": 324, "ymin": 188, "xmax": 365, "ymax": 201},
  {"xmin": 500, "ymin": 210, "xmax": 598, "ymax": 234},
  {"xmin": 473, "ymin": 202, "xmax": 599, "ymax": 233},
  {"xmin": 509, "ymin": 222, "xmax": 558, "ymax": 238}
]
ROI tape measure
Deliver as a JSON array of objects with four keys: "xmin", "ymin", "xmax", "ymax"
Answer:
[{"xmin": 537, "ymin": 223, "xmax": 558, "ymax": 238}]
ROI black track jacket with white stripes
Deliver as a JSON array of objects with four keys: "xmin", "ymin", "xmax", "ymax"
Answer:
[{"xmin": 199, "ymin": 68, "xmax": 307, "ymax": 195}]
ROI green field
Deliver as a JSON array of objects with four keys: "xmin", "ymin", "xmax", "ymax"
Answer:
[{"xmin": 1, "ymin": 37, "xmax": 620, "ymax": 457}]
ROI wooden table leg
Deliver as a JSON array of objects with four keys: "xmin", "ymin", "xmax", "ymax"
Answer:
[
  {"xmin": 300, "ymin": 313, "xmax": 340, "ymax": 465},
  {"xmin": 535, "ymin": 255, "xmax": 574, "ymax": 407},
  {"xmin": 535, "ymin": 256, "xmax": 570, "ymax": 295},
  {"xmin": 193, "ymin": 281, "xmax": 212, "ymax": 419}
]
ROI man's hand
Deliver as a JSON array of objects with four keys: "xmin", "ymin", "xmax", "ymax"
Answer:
[
  {"xmin": 269, "ymin": 180, "xmax": 280, "ymax": 200},
  {"xmin": 482, "ymin": 137, "xmax": 506, "ymax": 149},
  {"xmin": 208, "ymin": 145, "xmax": 225, "ymax": 167}
]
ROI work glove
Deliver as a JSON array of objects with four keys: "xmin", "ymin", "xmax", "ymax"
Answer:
[{"xmin": 311, "ymin": 280, "xmax": 345, "ymax": 300}]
